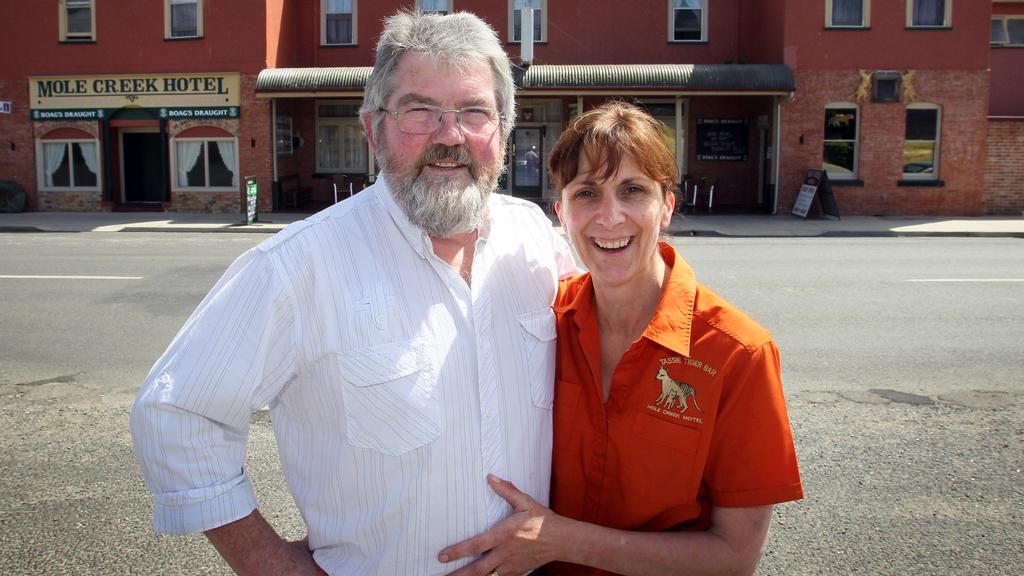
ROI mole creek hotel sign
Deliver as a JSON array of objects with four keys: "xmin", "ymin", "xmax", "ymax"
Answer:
[{"xmin": 29, "ymin": 73, "xmax": 240, "ymax": 121}]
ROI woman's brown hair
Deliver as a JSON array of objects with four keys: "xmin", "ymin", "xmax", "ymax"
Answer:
[{"xmin": 547, "ymin": 101, "xmax": 679, "ymax": 197}]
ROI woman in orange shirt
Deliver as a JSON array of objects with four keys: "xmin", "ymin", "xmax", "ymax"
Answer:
[{"xmin": 440, "ymin": 101, "xmax": 803, "ymax": 576}]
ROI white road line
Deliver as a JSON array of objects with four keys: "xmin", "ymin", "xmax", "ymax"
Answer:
[
  {"xmin": 0, "ymin": 275, "xmax": 144, "ymax": 280},
  {"xmin": 906, "ymin": 279, "xmax": 1024, "ymax": 283}
]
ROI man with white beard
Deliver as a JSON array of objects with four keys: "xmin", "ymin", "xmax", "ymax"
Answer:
[{"xmin": 130, "ymin": 10, "xmax": 577, "ymax": 576}]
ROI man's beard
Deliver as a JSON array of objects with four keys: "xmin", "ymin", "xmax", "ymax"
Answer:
[{"xmin": 379, "ymin": 137, "xmax": 502, "ymax": 238}]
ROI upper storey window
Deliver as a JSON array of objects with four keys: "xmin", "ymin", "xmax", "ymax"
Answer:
[
  {"xmin": 167, "ymin": 0, "xmax": 202, "ymax": 39},
  {"xmin": 669, "ymin": 0, "xmax": 707, "ymax": 42},
  {"xmin": 991, "ymin": 16, "xmax": 1024, "ymax": 46},
  {"xmin": 322, "ymin": 0, "xmax": 357, "ymax": 46},
  {"xmin": 510, "ymin": 0, "xmax": 545, "ymax": 43},
  {"xmin": 60, "ymin": 0, "xmax": 95, "ymax": 41},
  {"xmin": 826, "ymin": 0, "xmax": 869, "ymax": 28},
  {"xmin": 417, "ymin": 0, "xmax": 451, "ymax": 15},
  {"xmin": 907, "ymin": 0, "xmax": 951, "ymax": 28}
]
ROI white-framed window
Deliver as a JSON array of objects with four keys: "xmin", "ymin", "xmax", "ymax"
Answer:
[
  {"xmin": 509, "ymin": 0, "xmax": 546, "ymax": 43},
  {"xmin": 322, "ymin": 0, "xmax": 357, "ymax": 45},
  {"xmin": 823, "ymin": 104, "xmax": 859, "ymax": 180},
  {"xmin": 37, "ymin": 138, "xmax": 101, "ymax": 191},
  {"xmin": 172, "ymin": 138, "xmax": 238, "ymax": 190},
  {"xmin": 60, "ymin": 0, "xmax": 96, "ymax": 41},
  {"xmin": 166, "ymin": 0, "xmax": 202, "ymax": 39},
  {"xmin": 417, "ymin": 0, "xmax": 451, "ymax": 14},
  {"xmin": 668, "ymin": 0, "xmax": 708, "ymax": 42},
  {"xmin": 907, "ymin": 0, "xmax": 951, "ymax": 28},
  {"xmin": 316, "ymin": 101, "xmax": 367, "ymax": 173},
  {"xmin": 276, "ymin": 115, "xmax": 293, "ymax": 156},
  {"xmin": 903, "ymin": 104, "xmax": 940, "ymax": 180},
  {"xmin": 991, "ymin": 16, "xmax": 1024, "ymax": 46},
  {"xmin": 826, "ymin": 0, "xmax": 869, "ymax": 28}
]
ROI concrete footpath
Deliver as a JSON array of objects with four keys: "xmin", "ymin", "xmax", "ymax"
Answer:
[{"xmin": 2, "ymin": 209, "xmax": 1024, "ymax": 237}]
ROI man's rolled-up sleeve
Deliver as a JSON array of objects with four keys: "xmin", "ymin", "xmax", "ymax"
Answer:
[{"xmin": 129, "ymin": 248, "xmax": 300, "ymax": 534}]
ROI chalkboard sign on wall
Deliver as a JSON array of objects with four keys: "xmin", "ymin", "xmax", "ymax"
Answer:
[{"xmin": 696, "ymin": 118, "xmax": 749, "ymax": 161}]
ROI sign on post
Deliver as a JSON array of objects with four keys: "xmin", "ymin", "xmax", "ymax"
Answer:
[{"xmin": 244, "ymin": 176, "xmax": 258, "ymax": 225}]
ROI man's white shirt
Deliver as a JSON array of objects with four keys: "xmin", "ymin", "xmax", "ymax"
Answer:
[{"xmin": 130, "ymin": 181, "xmax": 578, "ymax": 575}]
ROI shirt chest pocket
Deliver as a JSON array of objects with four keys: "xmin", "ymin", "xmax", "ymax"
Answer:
[
  {"xmin": 519, "ymin": 308, "xmax": 557, "ymax": 410},
  {"xmin": 334, "ymin": 337, "xmax": 440, "ymax": 456}
]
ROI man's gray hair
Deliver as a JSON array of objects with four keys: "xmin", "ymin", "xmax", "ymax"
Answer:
[{"xmin": 360, "ymin": 10, "xmax": 516, "ymax": 142}]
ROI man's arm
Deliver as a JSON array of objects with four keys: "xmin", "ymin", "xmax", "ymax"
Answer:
[
  {"xmin": 439, "ymin": 475, "xmax": 773, "ymax": 576},
  {"xmin": 204, "ymin": 510, "xmax": 325, "ymax": 575}
]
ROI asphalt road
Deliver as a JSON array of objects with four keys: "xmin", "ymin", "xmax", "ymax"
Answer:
[{"xmin": 1, "ymin": 232, "xmax": 1021, "ymax": 575}]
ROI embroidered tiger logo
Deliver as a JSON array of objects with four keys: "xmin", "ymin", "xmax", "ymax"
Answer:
[{"xmin": 655, "ymin": 366, "xmax": 703, "ymax": 414}]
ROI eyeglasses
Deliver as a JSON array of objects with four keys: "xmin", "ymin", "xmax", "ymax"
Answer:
[{"xmin": 379, "ymin": 105, "xmax": 504, "ymax": 136}]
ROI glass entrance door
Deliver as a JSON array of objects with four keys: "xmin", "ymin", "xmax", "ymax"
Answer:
[{"xmin": 511, "ymin": 127, "xmax": 543, "ymax": 197}]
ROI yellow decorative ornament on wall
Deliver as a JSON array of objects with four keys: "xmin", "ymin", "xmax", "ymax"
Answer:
[
  {"xmin": 853, "ymin": 69, "xmax": 873, "ymax": 103},
  {"xmin": 901, "ymin": 70, "xmax": 918, "ymax": 103}
]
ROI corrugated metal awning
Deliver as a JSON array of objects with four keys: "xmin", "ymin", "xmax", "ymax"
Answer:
[
  {"xmin": 255, "ymin": 63, "xmax": 793, "ymax": 94},
  {"xmin": 522, "ymin": 64, "xmax": 793, "ymax": 92},
  {"xmin": 256, "ymin": 67, "xmax": 373, "ymax": 92}
]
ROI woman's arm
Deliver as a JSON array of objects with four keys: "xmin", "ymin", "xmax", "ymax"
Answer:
[{"xmin": 439, "ymin": 475, "xmax": 772, "ymax": 576}]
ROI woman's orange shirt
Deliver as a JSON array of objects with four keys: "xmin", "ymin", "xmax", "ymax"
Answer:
[{"xmin": 548, "ymin": 243, "xmax": 804, "ymax": 575}]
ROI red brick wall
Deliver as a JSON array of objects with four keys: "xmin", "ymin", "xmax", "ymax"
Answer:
[
  {"xmin": 741, "ymin": 0, "xmax": 785, "ymax": 64},
  {"xmin": 238, "ymin": 74, "xmax": 275, "ymax": 213},
  {"xmin": 168, "ymin": 191, "xmax": 244, "ymax": 213},
  {"xmin": 303, "ymin": 0, "xmax": 754, "ymax": 68},
  {"xmin": 5, "ymin": 1, "xmax": 267, "ymax": 77},
  {"xmin": 984, "ymin": 119, "xmax": 1024, "ymax": 215},
  {"xmin": 782, "ymin": 0, "xmax": 990, "ymax": 71},
  {"xmin": 779, "ymin": 69, "xmax": 989, "ymax": 216},
  {"xmin": 0, "ymin": 79, "xmax": 39, "ymax": 211},
  {"xmin": 990, "ymin": 48, "xmax": 1024, "ymax": 117},
  {"xmin": 990, "ymin": 1, "xmax": 1024, "ymax": 118}
]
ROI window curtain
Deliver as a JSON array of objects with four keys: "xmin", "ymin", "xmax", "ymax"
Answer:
[
  {"xmin": 43, "ymin": 142, "xmax": 67, "ymax": 187},
  {"xmin": 170, "ymin": 0, "xmax": 198, "ymax": 37},
  {"xmin": 673, "ymin": 0, "xmax": 703, "ymax": 40},
  {"xmin": 176, "ymin": 141, "xmax": 203, "ymax": 187},
  {"xmin": 833, "ymin": 0, "xmax": 862, "ymax": 25},
  {"xmin": 77, "ymin": 142, "xmax": 99, "ymax": 180},
  {"xmin": 318, "ymin": 125, "xmax": 340, "ymax": 170},
  {"xmin": 326, "ymin": 0, "xmax": 353, "ymax": 43},
  {"xmin": 327, "ymin": 0, "xmax": 352, "ymax": 14},
  {"xmin": 913, "ymin": 0, "xmax": 943, "ymax": 26},
  {"xmin": 513, "ymin": 0, "xmax": 542, "ymax": 41},
  {"xmin": 1009, "ymin": 19, "xmax": 1024, "ymax": 44},
  {"xmin": 421, "ymin": 0, "xmax": 447, "ymax": 11},
  {"xmin": 66, "ymin": 0, "xmax": 92, "ymax": 34},
  {"xmin": 215, "ymin": 141, "xmax": 236, "ymax": 183},
  {"xmin": 340, "ymin": 124, "xmax": 366, "ymax": 171}
]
